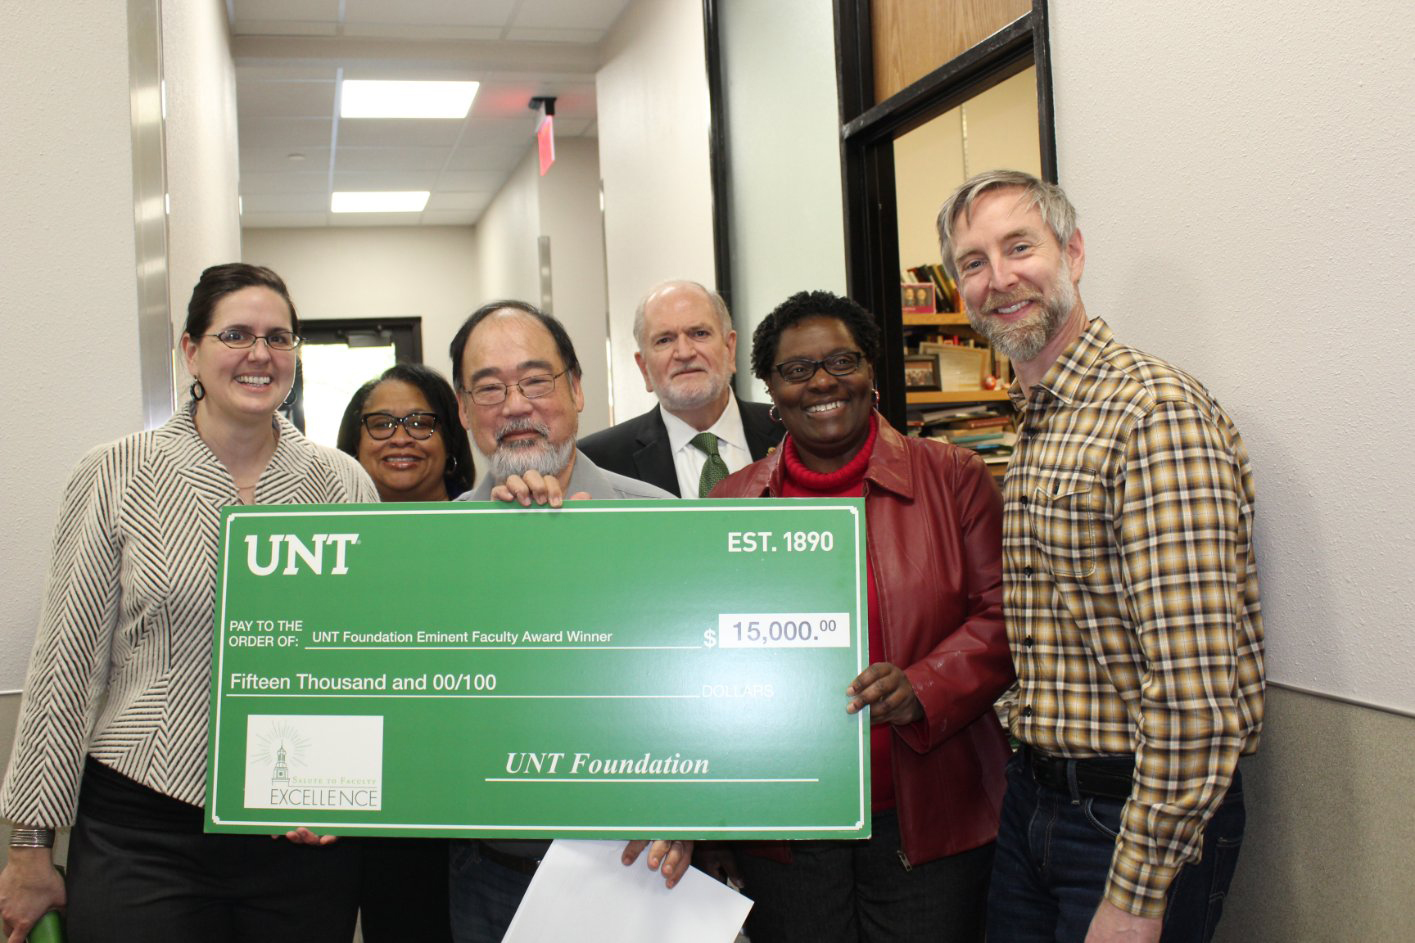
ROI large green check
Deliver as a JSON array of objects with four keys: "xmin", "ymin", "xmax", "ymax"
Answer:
[{"xmin": 205, "ymin": 499, "xmax": 869, "ymax": 840}]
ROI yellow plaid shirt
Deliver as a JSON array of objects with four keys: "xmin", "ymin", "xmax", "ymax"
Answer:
[{"xmin": 1003, "ymin": 319, "xmax": 1265, "ymax": 916}]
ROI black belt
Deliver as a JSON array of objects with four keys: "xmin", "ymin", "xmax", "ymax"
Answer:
[
  {"xmin": 477, "ymin": 842, "xmax": 542, "ymax": 876},
  {"xmin": 1024, "ymin": 749, "xmax": 1135, "ymax": 801}
]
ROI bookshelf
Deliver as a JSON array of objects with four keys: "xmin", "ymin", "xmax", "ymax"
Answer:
[
  {"xmin": 901, "ymin": 286, "xmax": 1016, "ymax": 476},
  {"xmin": 906, "ymin": 389, "xmax": 1010, "ymax": 406}
]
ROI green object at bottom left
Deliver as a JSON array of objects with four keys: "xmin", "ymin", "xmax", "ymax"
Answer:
[{"xmin": 205, "ymin": 499, "xmax": 871, "ymax": 843}]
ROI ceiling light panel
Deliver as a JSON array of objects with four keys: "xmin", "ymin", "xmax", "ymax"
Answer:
[
  {"xmin": 341, "ymin": 80, "xmax": 479, "ymax": 119},
  {"xmin": 331, "ymin": 191, "xmax": 430, "ymax": 213}
]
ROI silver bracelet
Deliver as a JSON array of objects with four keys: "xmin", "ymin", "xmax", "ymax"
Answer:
[{"xmin": 7, "ymin": 827, "xmax": 55, "ymax": 848}]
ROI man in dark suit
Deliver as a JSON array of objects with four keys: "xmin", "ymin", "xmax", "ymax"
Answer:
[{"xmin": 580, "ymin": 281, "xmax": 782, "ymax": 497}]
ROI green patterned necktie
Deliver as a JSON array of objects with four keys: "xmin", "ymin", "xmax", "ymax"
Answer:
[{"xmin": 691, "ymin": 432, "xmax": 729, "ymax": 497}]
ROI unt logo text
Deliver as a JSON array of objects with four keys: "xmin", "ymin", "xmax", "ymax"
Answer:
[{"xmin": 245, "ymin": 534, "xmax": 359, "ymax": 576}]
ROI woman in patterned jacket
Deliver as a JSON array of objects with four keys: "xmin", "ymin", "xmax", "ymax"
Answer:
[{"xmin": 0, "ymin": 264, "xmax": 378, "ymax": 942}]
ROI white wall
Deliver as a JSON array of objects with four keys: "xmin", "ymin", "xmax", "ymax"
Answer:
[
  {"xmin": 538, "ymin": 137, "xmax": 611, "ymax": 435},
  {"xmin": 596, "ymin": 0, "xmax": 717, "ymax": 421},
  {"xmin": 475, "ymin": 149, "xmax": 543, "ymax": 308},
  {"xmin": 241, "ymin": 226, "xmax": 480, "ymax": 380},
  {"xmin": 1049, "ymin": 0, "xmax": 1415, "ymax": 713},
  {"xmin": 163, "ymin": 0, "xmax": 242, "ymax": 353},
  {"xmin": 719, "ymin": 0, "xmax": 847, "ymax": 401},
  {"xmin": 0, "ymin": 0, "xmax": 147, "ymax": 693}
]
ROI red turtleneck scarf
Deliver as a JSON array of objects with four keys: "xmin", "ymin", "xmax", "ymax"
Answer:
[{"xmin": 779, "ymin": 415, "xmax": 893, "ymax": 812}]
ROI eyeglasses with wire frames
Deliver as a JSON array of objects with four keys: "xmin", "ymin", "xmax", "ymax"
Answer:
[
  {"xmin": 361, "ymin": 411, "xmax": 439, "ymax": 440},
  {"xmin": 772, "ymin": 351, "xmax": 866, "ymax": 384},
  {"xmin": 461, "ymin": 369, "xmax": 569, "ymax": 406},
  {"xmin": 200, "ymin": 328, "xmax": 303, "ymax": 351}
]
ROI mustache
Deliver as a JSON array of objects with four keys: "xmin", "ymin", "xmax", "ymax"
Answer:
[
  {"xmin": 983, "ymin": 289, "xmax": 1042, "ymax": 312},
  {"xmin": 494, "ymin": 417, "xmax": 551, "ymax": 448}
]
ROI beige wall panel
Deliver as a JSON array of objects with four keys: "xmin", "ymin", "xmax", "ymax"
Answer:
[
  {"xmin": 871, "ymin": 0, "xmax": 1031, "ymax": 103},
  {"xmin": 960, "ymin": 68, "xmax": 1041, "ymax": 180},
  {"xmin": 893, "ymin": 68, "xmax": 1038, "ymax": 272},
  {"xmin": 893, "ymin": 107, "xmax": 965, "ymax": 271},
  {"xmin": 1215, "ymin": 687, "xmax": 1415, "ymax": 941}
]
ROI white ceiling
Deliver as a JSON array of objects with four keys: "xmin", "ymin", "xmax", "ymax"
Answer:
[{"xmin": 231, "ymin": 0, "xmax": 633, "ymax": 229}]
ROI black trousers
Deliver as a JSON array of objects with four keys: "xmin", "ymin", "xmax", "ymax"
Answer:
[
  {"xmin": 359, "ymin": 838, "xmax": 452, "ymax": 943},
  {"xmin": 65, "ymin": 809, "xmax": 360, "ymax": 943},
  {"xmin": 736, "ymin": 810, "xmax": 994, "ymax": 943}
]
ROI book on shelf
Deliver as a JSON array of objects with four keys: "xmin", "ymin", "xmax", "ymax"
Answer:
[
  {"xmin": 904, "ymin": 264, "xmax": 960, "ymax": 313},
  {"xmin": 911, "ymin": 403, "xmax": 1004, "ymax": 425}
]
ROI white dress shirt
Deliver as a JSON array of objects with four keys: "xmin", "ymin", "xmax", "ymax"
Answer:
[{"xmin": 661, "ymin": 391, "xmax": 754, "ymax": 498}]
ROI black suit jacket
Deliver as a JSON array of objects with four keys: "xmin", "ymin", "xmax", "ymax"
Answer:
[{"xmin": 578, "ymin": 398, "xmax": 782, "ymax": 497}]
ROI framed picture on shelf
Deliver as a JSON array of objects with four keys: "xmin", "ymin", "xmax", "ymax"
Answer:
[
  {"xmin": 919, "ymin": 341, "xmax": 987, "ymax": 392},
  {"xmin": 903, "ymin": 354, "xmax": 942, "ymax": 391},
  {"xmin": 901, "ymin": 282, "xmax": 935, "ymax": 314}
]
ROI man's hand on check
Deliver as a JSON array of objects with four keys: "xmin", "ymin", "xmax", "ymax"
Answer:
[
  {"xmin": 489, "ymin": 470, "xmax": 590, "ymax": 507},
  {"xmin": 621, "ymin": 839, "xmax": 694, "ymax": 889}
]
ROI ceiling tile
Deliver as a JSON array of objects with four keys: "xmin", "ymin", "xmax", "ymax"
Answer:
[
  {"xmin": 242, "ymin": 192, "xmax": 332, "ymax": 213},
  {"xmin": 511, "ymin": 0, "xmax": 632, "ymax": 31},
  {"xmin": 460, "ymin": 117, "xmax": 537, "ymax": 148},
  {"xmin": 443, "ymin": 143, "xmax": 531, "ymax": 171},
  {"xmin": 435, "ymin": 170, "xmax": 506, "ymax": 191},
  {"xmin": 237, "ymin": 63, "xmax": 339, "ymax": 82},
  {"xmin": 337, "ymin": 119, "xmax": 464, "ymax": 148},
  {"xmin": 240, "ymin": 171, "xmax": 330, "ymax": 195},
  {"xmin": 236, "ymin": 80, "xmax": 336, "ymax": 119},
  {"xmin": 240, "ymin": 147, "xmax": 332, "ymax": 172},
  {"xmin": 334, "ymin": 147, "xmax": 452, "ymax": 172},
  {"xmin": 333, "ymin": 170, "xmax": 440, "ymax": 191},
  {"xmin": 234, "ymin": 0, "xmax": 341, "ymax": 22},
  {"xmin": 239, "ymin": 117, "xmax": 334, "ymax": 148},
  {"xmin": 233, "ymin": 19, "xmax": 340, "ymax": 37}
]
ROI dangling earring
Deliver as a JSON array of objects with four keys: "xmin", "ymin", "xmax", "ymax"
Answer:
[
  {"xmin": 768, "ymin": 404, "xmax": 782, "ymax": 423},
  {"xmin": 191, "ymin": 379, "xmax": 205, "ymax": 402},
  {"xmin": 873, "ymin": 388, "xmax": 880, "ymax": 409}
]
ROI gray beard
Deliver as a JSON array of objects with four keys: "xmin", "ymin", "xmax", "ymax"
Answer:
[
  {"xmin": 655, "ymin": 372, "xmax": 729, "ymax": 415},
  {"xmin": 967, "ymin": 268, "xmax": 1075, "ymax": 363},
  {"xmin": 488, "ymin": 435, "xmax": 576, "ymax": 482}
]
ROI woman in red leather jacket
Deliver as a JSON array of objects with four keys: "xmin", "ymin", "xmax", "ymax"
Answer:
[{"xmin": 710, "ymin": 290, "xmax": 1013, "ymax": 943}]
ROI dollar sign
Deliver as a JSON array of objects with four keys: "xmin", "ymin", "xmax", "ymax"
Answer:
[{"xmin": 703, "ymin": 628, "xmax": 717, "ymax": 648}]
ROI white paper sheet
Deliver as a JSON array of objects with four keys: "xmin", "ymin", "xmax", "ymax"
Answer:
[{"xmin": 501, "ymin": 840, "xmax": 752, "ymax": 943}]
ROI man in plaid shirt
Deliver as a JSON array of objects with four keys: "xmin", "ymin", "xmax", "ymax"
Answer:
[{"xmin": 937, "ymin": 170, "xmax": 1264, "ymax": 943}]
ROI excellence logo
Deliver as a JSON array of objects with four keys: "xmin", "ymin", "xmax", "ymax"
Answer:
[{"xmin": 243, "ymin": 714, "xmax": 384, "ymax": 811}]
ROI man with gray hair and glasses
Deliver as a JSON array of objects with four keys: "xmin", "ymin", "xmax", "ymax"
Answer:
[
  {"xmin": 938, "ymin": 170, "xmax": 1264, "ymax": 943},
  {"xmin": 445, "ymin": 299, "xmax": 687, "ymax": 942}
]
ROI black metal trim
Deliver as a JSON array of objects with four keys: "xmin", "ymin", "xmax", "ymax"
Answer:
[
  {"xmin": 1032, "ymin": 0, "xmax": 1059, "ymax": 183},
  {"xmin": 842, "ymin": 16, "xmax": 1035, "ymax": 144},
  {"xmin": 703, "ymin": 0, "xmax": 733, "ymax": 312}
]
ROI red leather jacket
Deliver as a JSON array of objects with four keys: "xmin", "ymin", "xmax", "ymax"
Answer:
[{"xmin": 712, "ymin": 415, "xmax": 1013, "ymax": 865}]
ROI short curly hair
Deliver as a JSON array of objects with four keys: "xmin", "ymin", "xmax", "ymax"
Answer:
[{"xmin": 750, "ymin": 290, "xmax": 882, "ymax": 381}]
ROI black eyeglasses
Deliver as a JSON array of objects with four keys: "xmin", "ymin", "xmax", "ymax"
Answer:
[
  {"xmin": 361, "ymin": 411, "xmax": 439, "ymax": 440},
  {"xmin": 773, "ymin": 351, "xmax": 866, "ymax": 384},
  {"xmin": 201, "ymin": 328, "xmax": 303, "ymax": 351},
  {"xmin": 462, "ymin": 370, "xmax": 568, "ymax": 406}
]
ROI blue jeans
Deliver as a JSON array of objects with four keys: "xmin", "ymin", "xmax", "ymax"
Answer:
[
  {"xmin": 987, "ymin": 752, "xmax": 1245, "ymax": 943},
  {"xmin": 448, "ymin": 841, "xmax": 535, "ymax": 943}
]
